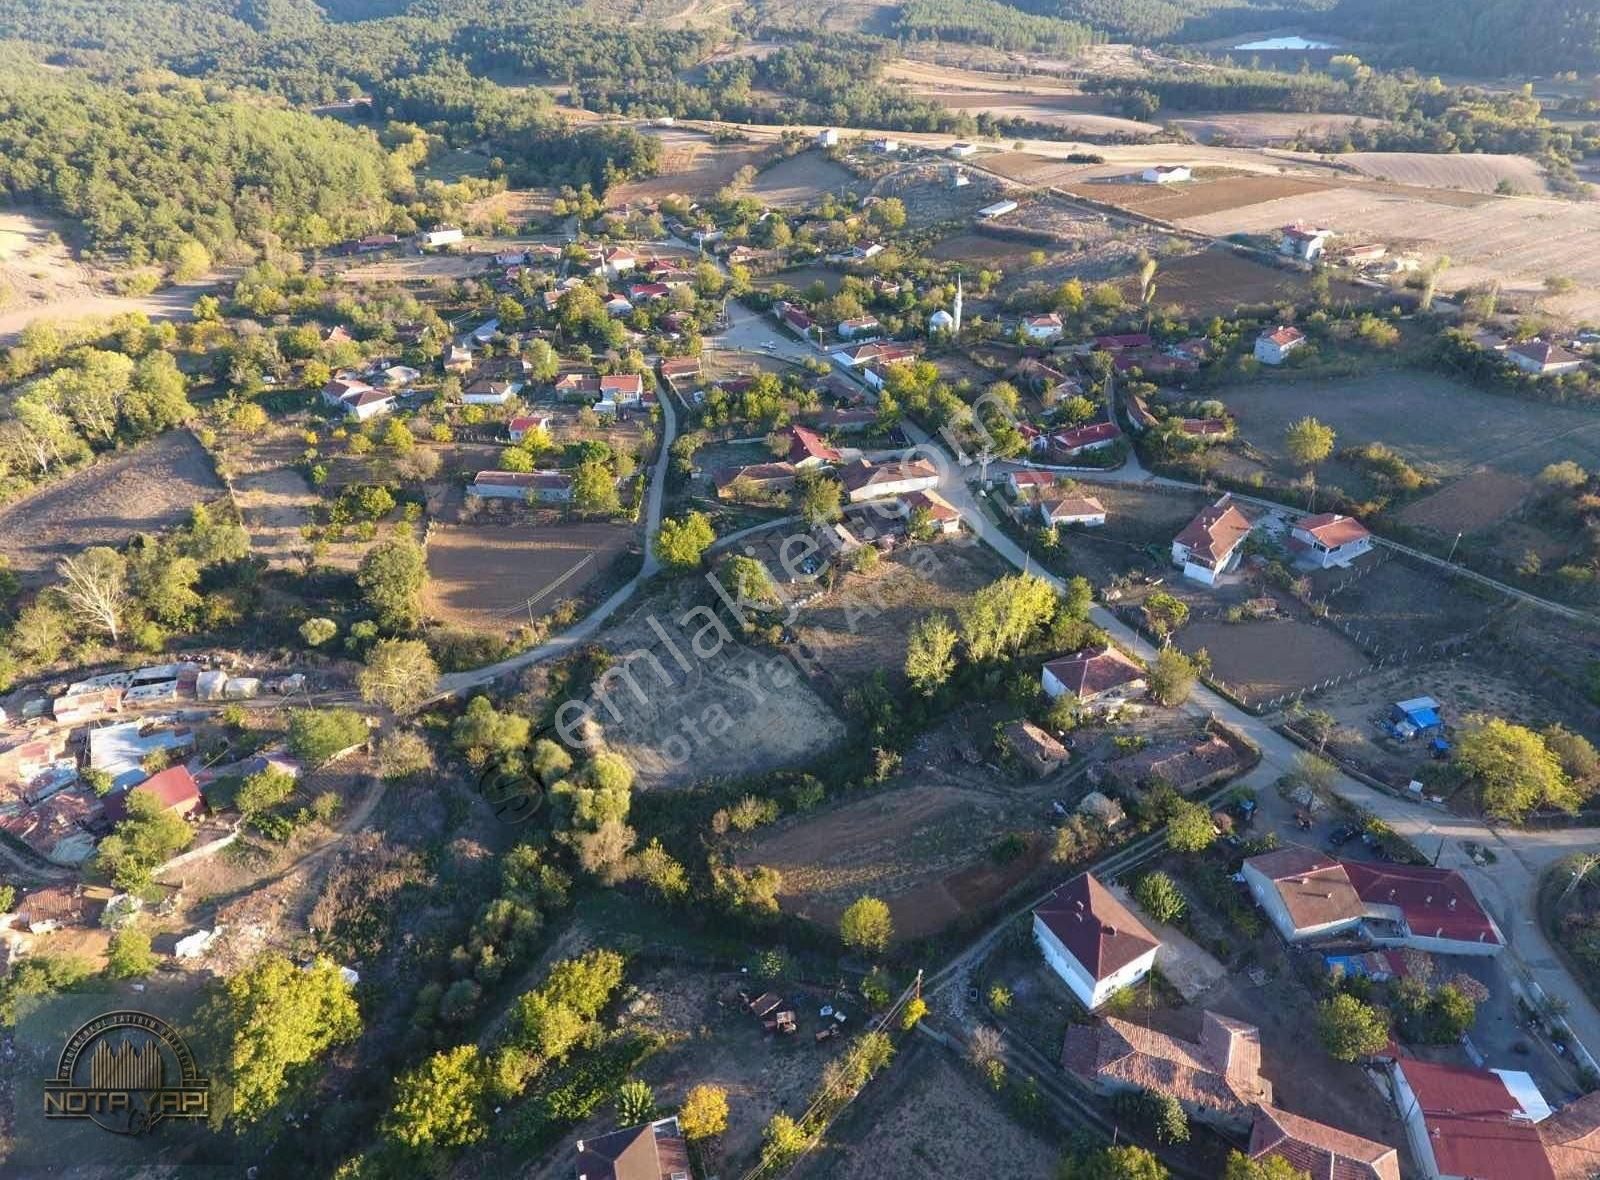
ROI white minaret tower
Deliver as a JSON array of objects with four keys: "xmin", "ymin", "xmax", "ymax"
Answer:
[{"xmin": 953, "ymin": 273, "xmax": 963, "ymax": 337}]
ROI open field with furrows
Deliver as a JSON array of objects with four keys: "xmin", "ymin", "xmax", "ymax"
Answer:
[
  {"xmin": 1287, "ymin": 151, "xmax": 1552, "ymax": 195},
  {"xmin": 791, "ymin": 1039, "xmax": 1061, "ymax": 1180},
  {"xmin": 1060, "ymin": 172, "xmax": 1336, "ymax": 220},
  {"xmin": 1176, "ymin": 617, "xmax": 1370, "ymax": 702},
  {"xmin": 739, "ymin": 781, "xmax": 1043, "ymax": 941},
  {"xmin": 422, "ymin": 519, "xmax": 633, "ymax": 630},
  {"xmin": 1323, "ymin": 557, "xmax": 1500, "ymax": 652},
  {"xmin": 1178, "ymin": 186, "xmax": 1600, "ymax": 318},
  {"xmin": 1396, "ymin": 469, "xmax": 1534, "ymax": 537},
  {"xmin": 333, "ymin": 252, "xmax": 488, "ymax": 283},
  {"xmin": 748, "ymin": 151, "xmax": 864, "ymax": 207},
  {"xmin": 607, "ymin": 129, "xmax": 775, "ymax": 204},
  {"xmin": 0, "ymin": 431, "xmax": 223, "ymax": 588},
  {"xmin": 1214, "ymin": 372, "xmax": 1600, "ymax": 493},
  {"xmin": 1170, "ymin": 111, "xmax": 1389, "ymax": 145},
  {"xmin": 1117, "ymin": 247, "xmax": 1371, "ymax": 315},
  {"xmin": 795, "ymin": 542, "xmax": 1009, "ymax": 690}
]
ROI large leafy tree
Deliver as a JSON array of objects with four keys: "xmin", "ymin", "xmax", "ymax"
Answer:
[
  {"xmin": 386, "ymin": 1044, "xmax": 487, "ymax": 1151},
  {"xmin": 654, "ymin": 511, "xmax": 715, "ymax": 570},
  {"xmin": 905, "ymin": 613, "xmax": 958, "ymax": 696},
  {"xmin": 1456, "ymin": 716, "xmax": 1581, "ymax": 821},
  {"xmin": 1316, "ymin": 994, "xmax": 1389, "ymax": 1062},
  {"xmin": 358, "ymin": 637, "xmax": 439, "ymax": 713},
  {"xmin": 357, "ymin": 535, "xmax": 426, "ymax": 632},
  {"xmin": 839, "ymin": 896, "xmax": 893, "ymax": 954}
]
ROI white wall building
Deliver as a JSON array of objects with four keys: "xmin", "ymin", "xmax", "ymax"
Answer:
[
  {"xmin": 1255, "ymin": 325, "xmax": 1306, "ymax": 365},
  {"xmin": 1033, "ymin": 873, "xmax": 1161, "ymax": 1009}
]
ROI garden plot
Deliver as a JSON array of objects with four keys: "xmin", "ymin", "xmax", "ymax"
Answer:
[
  {"xmin": 748, "ymin": 151, "xmax": 865, "ymax": 207},
  {"xmin": 1175, "ymin": 617, "xmax": 1369, "ymax": 705},
  {"xmin": 1322, "ymin": 558, "xmax": 1499, "ymax": 653},
  {"xmin": 1288, "ymin": 151, "xmax": 1550, "ymax": 196},
  {"xmin": 1061, "ymin": 173, "xmax": 1335, "ymax": 221},
  {"xmin": 0, "ymin": 431, "xmax": 223, "ymax": 588}
]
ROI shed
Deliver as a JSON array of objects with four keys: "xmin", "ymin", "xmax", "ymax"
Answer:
[{"xmin": 1388, "ymin": 696, "xmax": 1441, "ymax": 739}]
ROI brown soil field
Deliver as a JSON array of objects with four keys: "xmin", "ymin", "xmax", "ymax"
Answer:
[
  {"xmin": 228, "ymin": 429, "xmax": 331, "ymax": 570},
  {"xmin": 739, "ymin": 781, "xmax": 1042, "ymax": 941},
  {"xmin": 607, "ymin": 130, "xmax": 775, "ymax": 204},
  {"xmin": 1179, "ymin": 184, "xmax": 1600, "ymax": 319},
  {"xmin": 1118, "ymin": 247, "xmax": 1370, "ymax": 315},
  {"xmin": 748, "ymin": 151, "xmax": 865, "ymax": 207},
  {"xmin": 1397, "ymin": 469, "xmax": 1534, "ymax": 536},
  {"xmin": 916, "ymin": 91, "xmax": 1162, "ymax": 137},
  {"xmin": 0, "ymin": 432, "xmax": 223, "ymax": 588},
  {"xmin": 1302, "ymin": 151, "xmax": 1551, "ymax": 196},
  {"xmin": 1171, "ymin": 111, "xmax": 1388, "ymax": 145},
  {"xmin": 333, "ymin": 253, "xmax": 488, "ymax": 283},
  {"xmin": 422, "ymin": 519, "xmax": 633, "ymax": 630},
  {"xmin": 752, "ymin": 264, "xmax": 844, "ymax": 295},
  {"xmin": 927, "ymin": 231, "xmax": 1055, "ymax": 272},
  {"xmin": 980, "ymin": 151, "xmax": 1102, "ymax": 188},
  {"xmin": 1324, "ymin": 557, "xmax": 1499, "ymax": 652},
  {"xmin": 1061, "ymin": 173, "xmax": 1335, "ymax": 220},
  {"xmin": 464, "ymin": 186, "xmax": 559, "ymax": 224},
  {"xmin": 792, "ymin": 1039, "xmax": 1059, "ymax": 1180},
  {"xmin": 1176, "ymin": 617, "xmax": 1369, "ymax": 703},
  {"xmin": 796, "ymin": 542, "xmax": 1010, "ymax": 690}
]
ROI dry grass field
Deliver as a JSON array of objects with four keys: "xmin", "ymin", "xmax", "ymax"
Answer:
[
  {"xmin": 607, "ymin": 129, "xmax": 775, "ymax": 204},
  {"xmin": 226, "ymin": 427, "xmax": 337, "ymax": 570},
  {"xmin": 1061, "ymin": 173, "xmax": 1336, "ymax": 220},
  {"xmin": 333, "ymin": 253, "xmax": 487, "ymax": 283},
  {"xmin": 1118, "ymin": 246, "xmax": 1369, "ymax": 314},
  {"xmin": 748, "ymin": 151, "xmax": 864, "ymax": 206},
  {"xmin": 1307, "ymin": 151, "xmax": 1551, "ymax": 195},
  {"xmin": 422, "ymin": 519, "xmax": 634, "ymax": 629},
  {"xmin": 1397, "ymin": 469, "xmax": 1534, "ymax": 536},
  {"xmin": 0, "ymin": 432, "xmax": 223, "ymax": 588},
  {"xmin": 1171, "ymin": 111, "xmax": 1387, "ymax": 145}
]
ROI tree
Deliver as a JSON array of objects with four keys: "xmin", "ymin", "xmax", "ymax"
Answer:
[
  {"xmin": 796, "ymin": 470, "xmax": 842, "ymax": 525},
  {"xmin": 1456, "ymin": 716, "xmax": 1580, "ymax": 821},
  {"xmin": 1073, "ymin": 1145, "xmax": 1169, "ymax": 1180},
  {"xmin": 300, "ymin": 617, "xmax": 338, "ymax": 647},
  {"xmin": 572, "ymin": 458, "xmax": 622, "ymax": 515},
  {"xmin": 1285, "ymin": 416, "xmax": 1336, "ymax": 482},
  {"xmin": 1224, "ymin": 1151, "xmax": 1312, "ymax": 1180},
  {"xmin": 839, "ymin": 896, "xmax": 893, "ymax": 954},
  {"xmin": 718, "ymin": 555, "xmax": 777, "ymax": 608},
  {"xmin": 55, "ymin": 548, "xmax": 128, "ymax": 642},
  {"xmin": 1143, "ymin": 592, "xmax": 1189, "ymax": 638},
  {"xmin": 1541, "ymin": 724, "xmax": 1600, "ymax": 793},
  {"xmin": 615, "ymin": 1079, "xmax": 656, "ymax": 1125},
  {"xmin": 905, "ymin": 613, "xmax": 959, "ymax": 696},
  {"xmin": 377, "ymin": 730, "xmax": 435, "ymax": 781},
  {"xmin": 901, "ymin": 997, "xmax": 929, "ymax": 1029},
  {"xmin": 1316, "ymin": 993, "xmax": 1389, "ymax": 1062},
  {"xmin": 287, "ymin": 708, "xmax": 368, "ymax": 765},
  {"xmin": 452, "ymin": 696, "xmax": 531, "ymax": 766},
  {"xmin": 957, "ymin": 574, "xmax": 1058, "ymax": 662},
  {"xmin": 105, "ymin": 926, "xmax": 157, "ymax": 979},
  {"xmin": 679, "ymin": 1083, "xmax": 730, "ymax": 1140},
  {"xmin": 1165, "ymin": 800, "xmax": 1215, "ymax": 853},
  {"xmin": 359, "ymin": 638, "xmax": 440, "ymax": 714},
  {"xmin": 214, "ymin": 955, "xmax": 361, "ymax": 1123},
  {"xmin": 357, "ymin": 535, "xmax": 426, "ymax": 632},
  {"xmin": 1133, "ymin": 871, "xmax": 1186, "ymax": 924},
  {"xmin": 761, "ymin": 1113, "xmax": 809, "ymax": 1169},
  {"xmin": 171, "ymin": 239, "xmax": 211, "ymax": 281},
  {"xmin": 531, "ymin": 738, "xmax": 574, "ymax": 784},
  {"xmin": 387, "ymin": 1045, "xmax": 487, "ymax": 1151},
  {"xmin": 655, "ymin": 512, "xmax": 715, "ymax": 570},
  {"xmin": 94, "ymin": 792, "xmax": 194, "ymax": 890},
  {"xmin": 236, "ymin": 767, "xmax": 296, "ymax": 817},
  {"xmin": 1146, "ymin": 648, "xmax": 1198, "ymax": 705}
]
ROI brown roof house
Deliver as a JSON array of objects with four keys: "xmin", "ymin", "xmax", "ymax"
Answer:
[
  {"xmin": 1241, "ymin": 845, "xmax": 1366, "ymax": 942},
  {"xmin": 1063, "ymin": 1010, "xmax": 1272, "ymax": 1130},
  {"xmin": 1542, "ymin": 1091, "xmax": 1600, "ymax": 1180},
  {"xmin": 1033, "ymin": 873, "xmax": 1160, "ymax": 1009},
  {"xmin": 12, "ymin": 884, "xmax": 93, "ymax": 934},
  {"xmin": 1003, "ymin": 720, "xmax": 1069, "ymax": 777},
  {"xmin": 1041, "ymin": 646, "xmax": 1147, "ymax": 713},
  {"xmin": 573, "ymin": 1116, "xmax": 690, "ymax": 1180},
  {"xmin": 1172, "ymin": 495, "xmax": 1253, "ymax": 585},
  {"xmin": 1103, "ymin": 734, "xmax": 1244, "ymax": 795},
  {"xmin": 1249, "ymin": 1105, "xmax": 1401, "ymax": 1180}
]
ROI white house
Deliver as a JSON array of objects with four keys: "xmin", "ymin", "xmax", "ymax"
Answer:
[
  {"xmin": 837, "ymin": 316, "xmax": 880, "ymax": 339},
  {"xmin": 840, "ymin": 458, "xmax": 940, "ymax": 503},
  {"xmin": 507, "ymin": 415, "xmax": 550, "ymax": 443},
  {"xmin": 1040, "ymin": 494, "xmax": 1107, "ymax": 528},
  {"xmin": 1022, "ymin": 312, "xmax": 1064, "ymax": 343},
  {"xmin": 900, "ymin": 489, "xmax": 962, "ymax": 535},
  {"xmin": 871, "ymin": 137, "xmax": 899, "ymax": 153},
  {"xmin": 600, "ymin": 374, "xmax": 645, "ymax": 405},
  {"xmin": 817, "ymin": 128, "xmax": 840, "ymax": 147},
  {"xmin": 1290, "ymin": 513, "xmax": 1372, "ymax": 568},
  {"xmin": 1507, "ymin": 340, "xmax": 1586, "ymax": 376},
  {"xmin": 602, "ymin": 248, "xmax": 637, "ymax": 279},
  {"xmin": 321, "ymin": 376, "xmax": 396, "ymax": 421},
  {"xmin": 1041, "ymin": 645, "xmax": 1146, "ymax": 709},
  {"xmin": 1280, "ymin": 225, "xmax": 1332, "ymax": 262},
  {"xmin": 1172, "ymin": 495, "xmax": 1253, "ymax": 585},
  {"xmin": 1032, "ymin": 873, "xmax": 1160, "ymax": 1009},
  {"xmin": 470, "ymin": 319, "xmax": 500, "ymax": 345},
  {"xmin": 467, "ymin": 470, "xmax": 574, "ymax": 503},
  {"xmin": 1390, "ymin": 1057, "xmax": 1551, "ymax": 1180},
  {"xmin": 1142, "ymin": 165, "xmax": 1191, "ymax": 184},
  {"xmin": 1254, "ymin": 325, "xmax": 1306, "ymax": 365},
  {"xmin": 418, "ymin": 225, "xmax": 464, "ymax": 249},
  {"xmin": 948, "ymin": 142, "xmax": 978, "ymax": 158},
  {"xmin": 463, "ymin": 379, "xmax": 518, "ymax": 406}
]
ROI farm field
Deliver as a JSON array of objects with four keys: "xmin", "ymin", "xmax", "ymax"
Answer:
[
  {"xmin": 607, "ymin": 129, "xmax": 775, "ymax": 204},
  {"xmin": 1178, "ymin": 185, "xmax": 1600, "ymax": 318},
  {"xmin": 927, "ymin": 231, "xmax": 1052, "ymax": 273},
  {"xmin": 1170, "ymin": 111, "xmax": 1388, "ymax": 145},
  {"xmin": 422, "ymin": 519, "xmax": 634, "ymax": 630},
  {"xmin": 1397, "ymin": 469, "xmax": 1534, "ymax": 536},
  {"xmin": 751, "ymin": 264, "xmax": 843, "ymax": 295},
  {"xmin": 333, "ymin": 252, "xmax": 487, "ymax": 283},
  {"xmin": 791, "ymin": 1039, "xmax": 1060, "ymax": 1180},
  {"xmin": 0, "ymin": 431, "xmax": 223, "ymax": 588},
  {"xmin": 1287, "ymin": 151, "xmax": 1551, "ymax": 195},
  {"xmin": 1176, "ymin": 617, "xmax": 1369, "ymax": 703},
  {"xmin": 1060, "ymin": 173, "xmax": 1335, "ymax": 220},
  {"xmin": 748, "ymin": 151, "xmax": 864, "ymax": 206},
  {"xmin": 1117, "ymin": 246, "xmax": 1370, "ymax": 315},
  {"xmin": 227, "ymin": 428, "xmax": 335, "ymax": 570},
  {"xmin": 1213, "ymin": 371, "xmax": 1600, "ymax": 495},
  {"xmin": 1323, "ymin": 558, "xmax": 1499, "ymax": 652}
]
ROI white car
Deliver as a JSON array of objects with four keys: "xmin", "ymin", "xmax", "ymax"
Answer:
[
  {"xmin": 762, "ymin": 341, "xmax": 777, "ymax": 352},
  {"xmin": 692, "ymin": 390, "xmax": 706, "ymax": 404}
]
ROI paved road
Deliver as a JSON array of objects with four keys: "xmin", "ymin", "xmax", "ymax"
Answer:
[{"xmin": 902, "ymin": 419, "xmax": 1600, "ymax": 1058}]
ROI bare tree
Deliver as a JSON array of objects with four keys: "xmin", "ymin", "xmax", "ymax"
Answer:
[
  {"xmin": 967, "ymin": 1024, "xmax": 1004, "ymax": 1070},
  {"xmin": 55, "ymin": 548, "xmax": 128, "ymax": 642}
]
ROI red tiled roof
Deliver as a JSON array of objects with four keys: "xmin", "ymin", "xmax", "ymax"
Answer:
[
  {"xmin": 1542, "ymin": 1091, "xmax": 1600, "ymax": 1180},
  {"xmin": 1296, "ymin": 513, "xmax": 1370, "ymax": 548},
  {"xmin": 713, "ymin": 462, "xmax": 798, "ymax": 491},
  {"xmin": 1041, "ymin": 495, "xmax": 1106, "ymax": 522},
  {"xmin": 1263, "ymin": 325, "xmax": 1306, "ymax": 347},
  {"xmin": 1063, "ymin": 1011, "xmax": 1270, "ymax": 1115},
  {"xmin": 1027, "ymin": 313, "xmax": 1064, "ymax": 328},
  {"xmin": 1511, "ymin": 340, "xmax": 1582, "ymax": 367},
  {"xmin": 1179, "ymin": 418, "xmax": 1230, "ymax": 436},
  {"xmin": 472, "ymin": 470, "xmax": 573, "ymax": 491},
  {"xmin": 1010, "ymin": 471, "xmax": 1060, "ymax": 489},
  {"xmin": 1398, "ymin": 1058, "xmax": 1554, "ymax": 1180},
  {"xmin": 840, "ymin": 458, "xmax": 938, "ymax": 493},
  {"xmin": 901, "ymin": 488, "xmax": 960, "ymax": 522},
  {"xmin": 136, "ymin": 765, "xmax": 200, "ymax": 812},
  {"xmin": 1043, "ymin": 645, "xmax": 1145, "ymax": 700},
  {"xmin": 1175, "ymin": 496, "xmax": 1253, "ymax": 566},
  {"xmin": 1053, "ymin": 421, "xmax": 1122, "ymax": 451},
  {"xmin": 659, "ymin": 357, "xmax": 701, "ymax": 377},
  {"xmin": 600, "ymin": 374, "xmax": 644, "ymax": 396},
  {"xmin": 1095, "ymin": 333, "xmax": 1155, "ymax": 350},
  {"xmin": 1034, "ymin": 873, "xmax": 1159, "ymax": 981},
  {"xmin": 1244, "ymin": 844, "xmax": 1365, "ymax": 932},
  {"xmin": 1343, "ymin": 861, "xmax": 1500, "ymax": 945},
  {"xmin": 508, "ymin": 415, "xmax": 547, "ymax": 433},
  {"xmin": 787, "ymin": 425, "xmax": 840, "ymax": 463},
  {"xmin": 1250, "ymin": 1105, "xmax": 1401, "ymax": 1180},
  {"xmin": 574, "ymin": 1118, "xmax": 690, "ymax": 1180}
]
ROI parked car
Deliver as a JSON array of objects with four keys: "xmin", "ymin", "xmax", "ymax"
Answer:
[{"xmin": 1327, "ymin": 823, "xmax": 1360, "ymax": 847}]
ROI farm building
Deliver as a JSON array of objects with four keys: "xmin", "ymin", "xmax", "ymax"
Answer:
[
  {"xmin": 1390, "ymin": 1056, "xmax": 1552, "ymax": 1180},
  {"xmin": 105, "ymin": 764, "xmax": 202, "ymax": 823},
  {"xmin": 554, "ymin": 373, "xmax": 602, "ymax": 401},
  {"xmin": 831, "ymin": 340, "xmax": 920, "ymax": 369},
  {"xmin": 1041, "ymin": 645, "xmax": 1146, "ymax": 710},
  {"xmin": 1241, "ymin": 844, "xmax": 1503, "ymax": 955},
  {"xmin": 1289, "ymin": 513, "xmax": 1373, "ymax": 568},
  {"xmin": 467, "ymin": 471, "xmax": 574, "ymax": 503},
  {"xmin": 786, "ymin": 425, "xmax": 842, "ymax": 469},
  {"xmin": 0, "ymin": 732, "xmax": 69, "ymax": 790},
  {"xmin": 1142, "ymin": 164, "xmax": 1192, "ymax": 184},
  {"xmin": 572, "ymin": 1115, "xmax": 689, "ymax": 1180},
  {"xmin": 1249, "ymin": 1105, "xmax": 1400, "ymax": 1180},
  {"xmin": 445, "ymin": 345, "xmax": 474, "ymax": 372},
  {"xmin": 1032, "ymin": 873, "xmax": 1160, "ymax": 1008},
  {"xmin": 1003, "ymin": 720, "xmax": 1069, "ymax": 776},
  {"xmin": 871, "ymin": 137, "xmax": 899, "ymax": 153},
  {"xmin": 379, "ymin": 364, "xmax": 420, "ymax": 388},
  {"xmin": 1102, "ymin": 733, "xmax": 1244, "ymax": 795},
  {"xmin": 418, "ymin": 225, "xmax": 464, "ymax": 248},
  {"xmin": 1254, "ymin": 325, "xmax": 1307, "ymax": 366},
  {"xmin": 1172, "ymin": 495, "xmax": 1253, "ymax": 585},
  {"xmin": 88, "ymin": 721, "xmax": 194, "ymax": 789},
  {"xmin": 1050, "ymin": 421, "xmax": 1122, "ymax": 457},
  {"xmin": 817, "ymin": 128, "xmax": 839, "ymax": 146},
  {"xmin": 1386, "ymin": 696, "xmax": 1443, "ymax": 740},
  {"xmin": 627, "ymin": 282, "xmax": 670, "ymax": 302},
  {"xmin": 1280, "ymin": 225, "xmax": 1333, "ymax": 262},
  {"xmin": 1063, "ymin": 1010, "xmax": 1271, "ymax": 1130},
  {"xmin": 1507, "ymin": 340, "xmax": 1585, "ymax": 376},
  {"xmin": 713, "ymin": 462, "xmax": 799, "ymax": 499},
  {"xmin": 976, "ymin": 199, "xmax": 1019, "ymax": 220},
  {"xmin": 604, "ymin": 294, "xmax": 634, "ymax": 316},
  {"xmin": 470, "ymin": 319, "xmax": 500, "ymax": 344},
  {"xmin": 1039, "ymin": 494, "xmax": 1107, "ymax": 528},
  {"xmin": 899, "ymin": 488, "xmax": 962, "ymax": 534},
  {"xmin": 1022, "ymin": 312, "xmax": 1064, "ymax": 343},
  {"xmin": 840, "ymin": 458, "xmax": 940, "ymax": 503},
  {"xmin": 948, "ymin": 142, "xmax": 978, "ymax": 158},
  {"xmin": 808, "ymin": 409, "xmax": 877, "ymax": 433}
]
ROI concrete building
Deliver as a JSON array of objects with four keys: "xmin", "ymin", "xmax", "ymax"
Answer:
[
  {"xmin": 1172, "ymin": 495, "xmax": 1253, "ymax": 585},
  {"xmin": 1041, "ymin": 645, "xmax": 1146, "ymax": 710},
  {"xmin": 1255, "ymin": 325, "xmax": 1307, "ymax": 365},
  {"xmin": 840, "ymin": 458, "xmax": 940, "ymax": 503},
  {"xmin": 1290, "ymin": 513, "xmax": 1373, "ymax": 568},
  {"xmin": 1391, "ymin": 1056, "xmax": 1552, "ymax": 1180},
  {"xmin": 1142, "ymin": 164, "xmax": 1192, "ymax": 184},
  {"xmin": 1033, "ymin": 873, "xmax": 1160, "ymax": 1008},
  {"xmin": 466, "ymin": 470, "xmax": 574, "ymax": 503}
]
